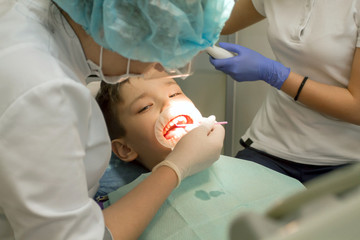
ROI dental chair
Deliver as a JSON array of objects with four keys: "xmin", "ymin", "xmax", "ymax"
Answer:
[{"xmin": 230, "ymin": 163, "xmax": 360, "ymax": 240}]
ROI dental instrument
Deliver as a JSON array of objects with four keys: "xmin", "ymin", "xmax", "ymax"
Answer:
[
  {"xmin": 175, "ymin": 121, "xmax": 228, "ymax": 127},
  {"xmin": 206, "ymin": 45, "xmax": 235, "ymax": 59}
]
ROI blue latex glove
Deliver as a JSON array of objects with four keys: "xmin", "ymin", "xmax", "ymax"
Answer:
[{"xmin": 209, "ymin": 42, "xmax": 290, "ymax": 89}]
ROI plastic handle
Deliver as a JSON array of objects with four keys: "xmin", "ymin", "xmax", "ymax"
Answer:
[
  {"xmin": 206, "ymin": 45, "xmax": 235, "ymax": 59},
  {"xmin": 176, "ymin": 121, "xmax": 228, "ymax": 127}
]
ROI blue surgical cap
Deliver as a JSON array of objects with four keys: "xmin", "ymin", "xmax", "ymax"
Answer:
[{"xmin": 53, "ymin": 0, "xmax": 234, "ymax": 69}]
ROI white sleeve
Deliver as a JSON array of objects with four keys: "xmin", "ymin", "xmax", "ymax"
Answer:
[
  {"xmin": 356, "ymin": 0, "xmax": 360, "ymax": 47},
  {"xmin": 0, "ymin": 80, "xmax": 106, "ymax": 240},
  {"xmin": 251, "ymin": 0, "xmax": 266, "ymax": 17}
]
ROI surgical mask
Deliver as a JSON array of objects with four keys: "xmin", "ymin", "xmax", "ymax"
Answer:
[
  {"xmin": 155, "ymin": 101, "xmax": 203, "ymax": 149},
  {"xmin": 87, "ymin": 47, "xmax": 193, "ymax": 84}
]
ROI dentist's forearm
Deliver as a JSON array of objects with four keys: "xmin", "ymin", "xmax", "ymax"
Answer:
[{"xmin": 103, "ymin": 165, "xmax": 177, "ymax": 240}]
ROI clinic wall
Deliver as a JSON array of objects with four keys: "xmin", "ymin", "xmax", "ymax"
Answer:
[
  {"xmin": 178, "ymin": 20, "xmax": 273, "ymax": 157},
  {"xmin": 176, "ymin": 52, "xmax": 227, "ymax": 124},
  {"xmin": 233, "ymin": 20, "xmax": 274, "ymax": 156},
  {"xmin": 176, "ymin": 35, "xmax": 231, "ymax": 127}
]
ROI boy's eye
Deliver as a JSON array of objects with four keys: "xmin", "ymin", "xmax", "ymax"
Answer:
[
  {"xmin": 138, "ymin": 104, "xmax": 152, "ymax": 113},
  {"xmin": 169, "ymin": 92, "xmax": 182, "ymax": 98}
]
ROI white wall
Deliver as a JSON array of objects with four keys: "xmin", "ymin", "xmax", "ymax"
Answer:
[
  {"xmin": 178, "ymin": 20, "xmax": 274, "ymax": 156},
  {"xmin": 233, "ymin": 20, "xmax": 274, "ymax": 155},
  {"xmin": 176, "ymin": 50, "xmax": 227, "ymax": 124}
]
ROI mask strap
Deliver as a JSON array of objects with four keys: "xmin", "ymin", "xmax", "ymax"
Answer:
[
  {"xmin": 97, "ymin": 46, "xmax": 109, "ymax": 82},
  {"xmin": 116, "ymin": 58, "xmax": 134, "ymax": 82},
  {"xmin": 101, "ymin": 46, "xmax": 130, "ymax": 76},
  {"xmin": 101, "ymin": 46, "xmax": 131, "ymax": 81},
  {"xmin": 126, "ymin": 58, "xmax": 131, "ymax": 75},
  {"xmin": 96, "ymin": 47, "xmax": 143, "ymax": 83},
  {"xmin": 99, "ymin": 46, "xmax": 104, "ymax": 70}
]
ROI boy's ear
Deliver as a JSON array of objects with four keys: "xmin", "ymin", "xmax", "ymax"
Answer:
[{"xmin": 111, "ymin": 139, "xmax": 138, "ymax": 162}]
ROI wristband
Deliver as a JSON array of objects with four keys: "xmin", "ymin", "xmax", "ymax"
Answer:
[{"xmin": 294, "ymin": 76, "xmax": 308, "ymax": 101}]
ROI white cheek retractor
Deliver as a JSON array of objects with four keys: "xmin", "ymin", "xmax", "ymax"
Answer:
[{"xmin": 155, "ymin": 101, "xmax": 203, "ymax": 149}]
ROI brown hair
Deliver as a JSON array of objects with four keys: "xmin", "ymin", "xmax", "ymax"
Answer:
[{"xmin": 95, "ymin": 81, "xmax": 127, "ymax": 140}]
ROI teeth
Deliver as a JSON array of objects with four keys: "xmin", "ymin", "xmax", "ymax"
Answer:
[
  {"xmin": 176, "ymin": 116, "xmax": 186, "ymax": 124},
  {"xmin": 155, "ymin": 102, "xmax": 203, "ymax": 149},
  {"xmin": 163, "ymin": 115, "xmax": 190, "ymax": 136}
]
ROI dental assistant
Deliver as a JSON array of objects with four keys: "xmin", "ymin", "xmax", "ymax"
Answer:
[
  {"xmin": 0, "ymin": 0, "xmax": 233, "ymax": 239},
  {"xmin": 210, "ymin": 0, "xmax": 360, "ymax": 182}
]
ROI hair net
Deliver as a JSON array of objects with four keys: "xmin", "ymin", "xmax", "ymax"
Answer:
[{"xmin": 53, "ymin": 0, "xmax": 234, "ymax": 69}]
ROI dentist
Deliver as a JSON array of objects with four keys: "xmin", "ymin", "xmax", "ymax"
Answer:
[{"xmin": 0, "ymin": 0, "xmax": 233, "ymax": 239}]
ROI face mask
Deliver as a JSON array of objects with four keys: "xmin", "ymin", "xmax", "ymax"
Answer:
[
  {"xmin": 87, "ymin": 47, "xmax": 142, "ymax": 84},
  {"xmin": 87, "ymin": 47, "xmax": 192, "ymax": 84}
]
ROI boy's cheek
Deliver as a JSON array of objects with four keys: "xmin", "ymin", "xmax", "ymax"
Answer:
[{"xmin": 138, "ymin": 143, "xmax": 172, "ymax": 168}]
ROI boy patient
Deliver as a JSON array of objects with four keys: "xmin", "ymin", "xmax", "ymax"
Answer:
[{"xmin": 95, "ymin": 68, "xmax": 212, "ymax": 175}]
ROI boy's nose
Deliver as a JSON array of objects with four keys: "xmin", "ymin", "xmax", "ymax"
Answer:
[
  {"xmin": 160, "ymin": 99, "xmax": 172, "ymax": 113},
  {"xmin": 159, "ymin": 95, "xmax": 179, "ymax": 113}
]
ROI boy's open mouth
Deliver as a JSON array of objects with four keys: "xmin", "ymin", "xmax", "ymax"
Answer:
[{"xmin": 163, "ymin": 115, "xmax": 193, "ymax": 140}]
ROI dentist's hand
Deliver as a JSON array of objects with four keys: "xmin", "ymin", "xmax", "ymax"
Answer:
[
  {"xmin": 152, "ymin": 116, "xmax": 225, "ymax": 187},
  {"xmin": 209, "ymin": 42, "xmax": 290, "ymax": 89}
]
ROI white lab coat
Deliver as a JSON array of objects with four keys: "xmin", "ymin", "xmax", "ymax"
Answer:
[{"xmin": 0, "ymin": 0, "xmax": 111, "ymax": 239}]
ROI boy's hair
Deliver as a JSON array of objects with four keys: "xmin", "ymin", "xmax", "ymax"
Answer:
[{"xmin": 95, "ymin": 81, "xmax": 127, "ymax": 140}]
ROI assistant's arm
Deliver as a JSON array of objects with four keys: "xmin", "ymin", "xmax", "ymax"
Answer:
[
  {"xmin": 211, "ymin": 44, "xmax": 360, "ymax": 126},
  {"xmin": 221, "ymin": 0, "xmax": 265, "ymax": 34},
  {"xmin": 281, "ymin": 48, "xmax": 360, "ymax": 125},
  {"xmin": 213, "ymin": 1, "xmax": 360, "ymax": 126}
]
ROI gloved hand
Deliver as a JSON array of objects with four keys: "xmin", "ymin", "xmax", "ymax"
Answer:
[
  {"xmin": 209, "ymin": 42, "xmax": 290, "ymax": 89},
  {"xmin": 152, "ymin": 115, "xmax": 225, "ymax": 187}
]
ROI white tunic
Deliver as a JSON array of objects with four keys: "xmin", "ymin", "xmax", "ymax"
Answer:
[
  {"xmin": 0, "ymin": 0, "xmax": 111, "ymax": 239},
  {"xmin": 244, "ymin": 0, "xmax": 360, "ymax": 165}
]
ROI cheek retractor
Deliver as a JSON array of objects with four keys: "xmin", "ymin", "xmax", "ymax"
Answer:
[{"xmin": 155, "ymin": 102, "xmax": 202, "ymax": 149}]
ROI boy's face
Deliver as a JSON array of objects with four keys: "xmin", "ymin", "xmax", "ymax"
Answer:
[{"xmin": 115, "ymin": 77, "xmax": 195, "ymax": 170}]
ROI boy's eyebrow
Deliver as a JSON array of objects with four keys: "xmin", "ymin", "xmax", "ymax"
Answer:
[
  {"xmin": 165, "ymin": 80, "xmax": 178, "ymax": 87},
  {"xmin": 128, "ymin": 80, "xmax": 178, "ymax": 108},
  {"xmin": 129, "ymin": 92, "xmax": 148, "ymax": 108}
]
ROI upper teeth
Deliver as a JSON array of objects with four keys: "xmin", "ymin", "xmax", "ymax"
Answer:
[{"xmin": 163, "ymin": 116, "xmax": 187, "ymax": 135}]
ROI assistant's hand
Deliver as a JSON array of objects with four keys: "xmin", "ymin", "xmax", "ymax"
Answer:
[
  {"xmin": 152, "ymin": 115, "xmax": 225, "ymax": 186},
  {"xmin": 209, "ymin": 42, "xmax": 290, "ymax": 89}
]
